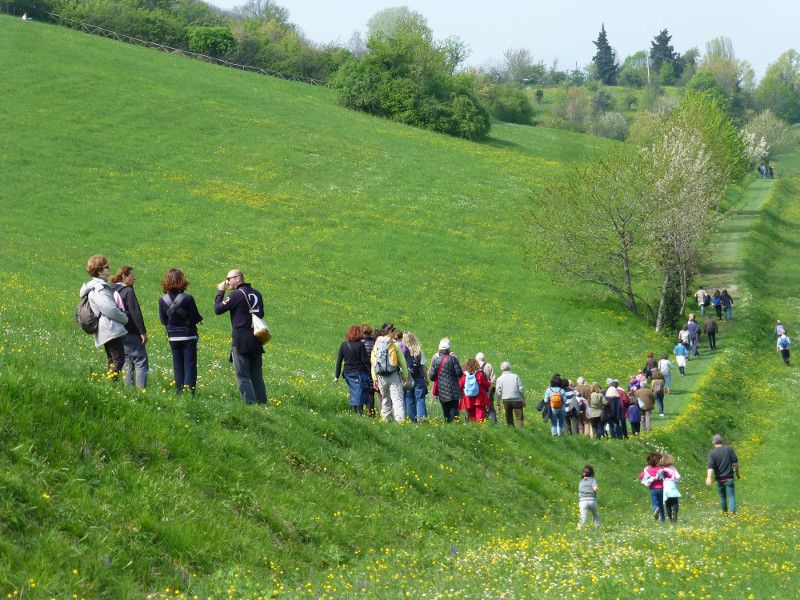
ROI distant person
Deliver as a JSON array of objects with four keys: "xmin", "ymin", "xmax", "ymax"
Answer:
[
  {"xmin": 704, "ymin": 315, "xmax": 718, "ymax": 350},
  {"xmin": 360, "ymin": 324, "xmax": 377, "ymax": 416},
  {"xmin": 334, "ymin": 325, "xmax": 371, "ymax": 415},
  {"xmin": 110, "ymin": 266, "xmax": 149, "ymax": 389},
  {"xmin": 644, "ymin": 352, "xmax": 658, "ymax": 379},
  {"xmin": 402, "ymin": 331, "xmax": 429, "ymax": 422},
  {"xmin": 429, "ymin": 338, "xmax": 463, "ymax": 422},
  {"xmin": 79, "ymin": 255, "xmax": 128, "ymax": 381},
  {"xmin": 578, "ymin": 465, "xmax": 600, "ymax": 529},
  {"xmin": 370, "ymin": 324, "xmax": 408, "ymax": 422},
  {"xmin": 159, "ymin": 268, "xmax": 203, "ymax": 394},
  {"xmin": 494, "ymin": 361, "xmax": 525, "ymax": 427},
  {"xmin": 459, "ymin": 358, "xmax": 491, "ymax": 422},
  {"xmin": 695, "ymin": 286, "xmax": 709, "ymax": 316},
  {"xmin": 575, "ymin": 377, "xmax": 592, "ymax": 435},
  {"xmin": 476, "ymin": 352, "xmax": 497, "ymax": 423},
  {"xmin": 21, "ymin": 12, "xmax": 31, "ymax": 20},
  {"xmin": 673, "ymin": 341, "xmax": 687, "ymax": 376},
  {"xmin": 615, "ymin": 381, "xmax": 631, "ymax": 439},
  {"xmin": 678, "ymin": 325, "xmax": 691, "ymax": 357},
  {"xmin": 627, "ymin": 398, "xmax": 641, "ymax": 435},
  {"xmin": 659, "ymin": 454, "xmax": 682, "ymax": 522},
  {"xmin": 544, "ymin": 374, "xmax": 568, "ymax": 436},
  {"xmin": 214, "ymin": 269, "xmax": 266, "ymax": 405},
  {"xmin": 657, "ymin": 354, "xmax": 673, "ymax": 394},
  {"xmin": 563, "ymin": 379, "xmax": 581, "ymax": 435},
  {"xmin": 604, "ymin": 381, "xmax": 622, "ymax": 439},
  {"xmin": 711, "ymin": 289, "xmax": 723, "ymax": 319},
  {"xmin": 687, "ymin": 314, "xmax": 700, "ymax": 357},
  {"xmin": 588, "ymin": 383, "xmax": 607, "ymax": 439},
  {"xmin": 639, "ymin": 452, "xmax": 669, "ymax": 522},
  {"xmin": 768, "ymin": 165, "xmax": 775, "ymax": 178},
  {"xmin": 706, "ymin": 434, "xmax": 740, "ymax": 515},
  {"xmin": 651, "ymin": 370, "xmax": 666, "ymax": 417},
  {"xmin": 777, "ymin": 331, "xmax": 791, "ymax": 366},
  {"xmin": 633, "ymin": 385, "xmax": 655, "ymax": 433},
  {"xmin": 721, "ymin": 289, "xmax": 733, "ymax": 321}
]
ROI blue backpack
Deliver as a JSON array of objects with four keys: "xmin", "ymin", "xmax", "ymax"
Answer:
[
  {"xmin": 464, "ymin": 372, "xmax": 480, "ymax": 397},
  {"xmin": 779, "ymin": 336, "xmax": 790, "ymax": 349}
]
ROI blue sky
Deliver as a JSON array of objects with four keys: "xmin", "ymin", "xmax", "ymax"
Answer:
[{"xmin": 207, "ymin": 0, "xmax": 799, "ymax": 78}]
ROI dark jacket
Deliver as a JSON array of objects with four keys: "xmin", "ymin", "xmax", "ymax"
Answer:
[
  {"xmin": 336, "ymin": 341, "xmax": 370, "ymax": 378},
  {"xmin": 112, "ymin": 283, "xmax": 146, "ymax": 336},
  {"xmin": 158, "ymin": 292, "xmax": 203, "ymax": 340},
  {"xmin": 428, "ymin": 350, "xmax": 463, "ymax": 402},
  {"xmin": 214, "ymin": 283, "xmax": 264, "ymax": 354},
  {"xmin": 704, "ymin": 318, "xmax": 718, "ymax": 334}
]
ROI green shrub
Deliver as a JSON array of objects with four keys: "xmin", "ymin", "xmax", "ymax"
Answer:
[
  {"xmin": 477, "ymin": 82, "xmax": 533, "ymax": 124},
  {"xmin": 187, "ymin": 26, "xmax": 235, "ymax": 57}
]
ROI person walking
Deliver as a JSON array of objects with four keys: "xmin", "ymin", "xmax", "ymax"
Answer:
[
  {"xmin": 578, "ymin": 465, "xmax": 600, "ymax": 529},
  {"xmin": 110, "ymin": 266, "xmax": 149, "ymax": 389},
  {"xmin": 428, "ymin": 338, "xmax": 463, "ymax": 422},
  {"xmin": 777, "ymin": 331, "xmax": 791, "ymax": 366},
  {"xmin": 678, "ymin": 325, "xmax": 691, "ymax": 358},
  {"xmin": 575, "ymin": 377, "xmax": 592, "ymax": 436},
  {"xmin": 711, "ymin": 289, "xmax": 723, "ymax": 319},
  {"xmin": 674, "ymin": 341, "xmax": 688, "ymax": 376},
  {"xmin": 79, "ymin": 255, "xmax": 129, "ymax": 381},
  {"xmin": 459, "ymin": 358, "xmax": 491, "ymax": 422},
  {"xmin": 721, "ymin": 290, "xmax": 734, "ymax": 321},
  {"xmin": 687, "ymin": 314, "xmax": 700, "ymax": 358},
  {"xmin": 657, "ymin": 354, "xmax": 673, "ymax": 394},
  {"xmin": 476, "ymin": 352, "xmax": 497, "ymax": 423},
  {"xmin": 370, "ymin": 324, "xmax": 408, "ymax": 422},
  {"xmin": 706, "ymin": 434, "xmax": 740, "ymax": 515},
  {"xmin": 695, "ymin": 286, "xmax": 709, "ymax": 316},
  {"xmin": 494, "ymin": 361, "xmax": 525, "ymax": 427},
  {"xmin": 360, "ymin": 324, "xmax": 377, "ymax": 416},
  {"xmin": 214, "ymin": 269, "xmax": 267, "ymax": 405},
  {"xmin": 633, "ymin": 385, "xmax": 655, "ymax": 432},
  {"xmin": 659, "ymin": 454, "xmax": 682, "ymax": 522},
  {"xmin": 704, "ymin": 315, "xmax": 718, "ymax": 350},
  {"xmin": 544, "ymin": 375, "xmax": 568, "ymax": 436},
  {"xmin": 651, "ymin": 370, "xmax": 666, "ymax": 417},
  {"xmin": 627, "ymin": 400, "xmax": 641, "ymax": 435},
  {"xmin": 604, "ymin": 381, "xmax": 622, "ymax": 439},
  {"xmin": 159, "ymin": 268, "xmax": 203, "ymax": 394},
  {"xmin": 334, "ymin": 325, "xmax": 371, "ymax": 415},
  {"xmin": 402, "ymin": 331, "xmax": 429, "ymax": 422}
]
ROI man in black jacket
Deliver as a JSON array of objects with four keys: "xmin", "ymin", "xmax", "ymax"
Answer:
[{"xmin": 214, "ymin": 269, "xmax": 267, "ymax": 404}]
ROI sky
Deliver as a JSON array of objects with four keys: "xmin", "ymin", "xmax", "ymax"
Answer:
[{"xmin": 206, "ymin": 0, "xmax": 799, "ymax": 79}]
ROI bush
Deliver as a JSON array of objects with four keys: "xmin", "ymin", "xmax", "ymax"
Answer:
[
  {"xmin": 596, "ymin": 112, "xmax": 629, "ymax": 140},
  {"xmin": 476, "ymin": 83, "xmax": 533, "ymax": 124},
  {"xmin": 188, "ymin": 26, "xmax": 236, "ymax": 57}
]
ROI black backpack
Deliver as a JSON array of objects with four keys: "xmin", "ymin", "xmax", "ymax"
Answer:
[{"xmin": 75, "ymin": 295, "xmax": 99, "ymax": 334}]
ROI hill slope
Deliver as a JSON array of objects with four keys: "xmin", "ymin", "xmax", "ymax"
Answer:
[{"xmin": 2, "ymin": 16, "xmax": 799, "ymax": 599}]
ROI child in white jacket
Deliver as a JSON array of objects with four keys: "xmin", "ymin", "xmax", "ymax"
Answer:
[{"xmin": 659, "ymin": 454, "xmax": 682, "ymax": 522}]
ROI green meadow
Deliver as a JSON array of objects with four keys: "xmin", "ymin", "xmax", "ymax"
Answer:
[{"xmin": 1, "ymin": 16, "xmax": 800, "ymax": 599}]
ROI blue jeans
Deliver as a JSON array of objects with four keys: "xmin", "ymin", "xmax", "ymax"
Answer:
[
  {"xmin": 123, "ymin": 332, "xmax": 149, "ymax": 388},
  {"xmin": 723, "ymin": 306, "xmax": 732, "ymax": 320},
  {"xmin": 717, "ymin": 479, "xmax": 736, "ymax": 513},
  {"xmin": 231, "ymin": 347, "xmax": 267, "ymax": 405},
  {"xmin": 650, "ymin": 488, "xmax": 665, "ymax": 521},
  {"xmin": 343, "ymin": 371, "xmax": 370, "ymax": 408},
  {"xmin": 404, "ymin": 381, "xmax": 428, "ymax": 422},
  {"xmin": 169, "ymin": 339, "xmax": 197, "ymax": 393},
  {"xmin": 550, "ymin": 407, "xmax": 566, "ymax": 435},
  {"xmin": 655, "ymin": 393, "xmax": 664, "ymax": 414}
]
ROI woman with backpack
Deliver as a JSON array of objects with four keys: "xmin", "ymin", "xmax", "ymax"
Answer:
[
  {"xmin": 459, "ymin": 358, "xmax": 491, "ymax": 422},
  {"xmin": 658, "ymin": 354, "xmax": 673, "ymax": 394},
  {"xmin": 402, "ymin": 331, "xmax": 429, "ymax": 422},
  {"xmin": 78, "ymin": 255, "xmax": 129, "ymax": 381},
  {"xmin": 158, "ymin": 268, "xmax": 203, "ymax": 394},
  {"xmin": 109, "ymin": 266, "xmax": 149, "ymax": 389},
  {"xmin": 334, "ymin": 325, "xmax": 371, "ymax": 415},
  {"xmin": 712, "ymin": 289, "xmax": 723, "ymax": 319},
  {"xmin": 544, "ymin": 375, "xmax": 568, "ymax": 436},
  {"xmin": 428, "ymin": 338, "xmax": 464, "ymax": 423}
]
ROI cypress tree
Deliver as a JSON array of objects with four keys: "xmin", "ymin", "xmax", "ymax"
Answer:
[
  {"xmin": 592, "ymin": 25, "xmax": 618, "ymax": 85},
  {"xmin": 650, "ymin": 29, "xmax": 683, "ymax": 79}
]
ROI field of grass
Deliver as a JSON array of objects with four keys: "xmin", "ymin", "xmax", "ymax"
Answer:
[{"xmin": 2, "ymin": 15, "xmax": 800, "ymax": 599}]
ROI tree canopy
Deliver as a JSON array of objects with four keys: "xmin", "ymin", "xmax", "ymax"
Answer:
[{"xmin": 592, "ymin": 25, "xmax": 618, "ymax": 85}]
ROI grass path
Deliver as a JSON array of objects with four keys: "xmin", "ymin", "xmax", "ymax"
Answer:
[{"xmin": 653, "ymin": 176, "xmax": 776, "ymax": 428}]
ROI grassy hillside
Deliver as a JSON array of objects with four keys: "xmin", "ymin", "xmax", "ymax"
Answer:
[{"xmin": 2, "ymin": 16, "xmax": 799, "ymax": 599}]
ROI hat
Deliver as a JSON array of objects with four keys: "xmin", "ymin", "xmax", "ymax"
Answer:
[{"xmin": 438, "ymin": 337, "xmax": 451, "ymax": 350}]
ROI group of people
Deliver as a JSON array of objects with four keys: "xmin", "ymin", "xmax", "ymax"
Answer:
[
  {"xmin": 334, "ymin": 321, "xmax": 706, "ymax": 436},
  {"xmin": 758, "ymin": 164, "xmax": 775, "ymax": 179},
  {"xmin": 694, "ymin": 285, "xmax": 734, "ymax": 321},
  {"xmin": 78, "ymin": 255, "xmax": 269, "ymax": 405},
  {"xmin": 580, "ymin": 434, "xmax": 741, "ymax": 528}
]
